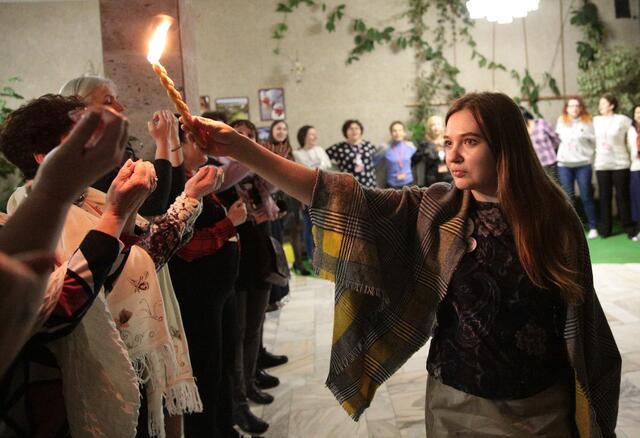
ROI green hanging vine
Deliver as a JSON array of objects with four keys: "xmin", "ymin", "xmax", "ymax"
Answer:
[
  {"xmin": 569, "ymin": 1, "xmax": 639, "ymax": 115},
  {"xmin": 0, "ymin": 77, "xmax": 23, "ymax": 124},
  {"xmin": 570, "ymin": 0, "xmax": 604, "ymax": 71},
  {"xmin": 567, "ymin": 0, "xmax": 638, "ymax": 115},
  {"xmin": 511, "ymin": 70, "xmax": 561, "ymax": 116},
  {"xmin": 270, "ymin": 0, "xmax": 560, "ymax": 127},
  {"xmin": 577, "ymin": 47, "xmax": 640, "ymax": 115}
]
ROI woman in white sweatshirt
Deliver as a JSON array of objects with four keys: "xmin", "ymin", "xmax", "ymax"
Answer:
[
  {"xmin": 556, "ymin": 97, "xmax": 598, "ymax": 239},
  {"xmin": 593, "ymin": 93, "xmax": 634, "ymax": 238},
  {"xmin": 293, "ymin": 125, "xmax": 333, "ymax": 258}
]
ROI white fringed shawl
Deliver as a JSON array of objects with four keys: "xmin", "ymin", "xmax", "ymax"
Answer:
[{"xmin": 8, "ymin": 187, "xmax": 203, "ymax": 437}]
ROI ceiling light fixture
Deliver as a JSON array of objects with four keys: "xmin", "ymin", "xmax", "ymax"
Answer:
[{"xmin": 466, "ymin": 0, "xmax": 540, "ymax": 24}]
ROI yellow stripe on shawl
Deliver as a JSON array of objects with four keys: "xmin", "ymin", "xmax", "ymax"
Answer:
[
  {"xmin": 333, "ymin": 288, "xmax": 361, "ymax": 341},
  {"xmin": 574, "ymin": 375, "xmax": 590, "ymax": 438},
  {"xmin": 316, "ymin": 227, "xmax": 342, "ymax": 282}
]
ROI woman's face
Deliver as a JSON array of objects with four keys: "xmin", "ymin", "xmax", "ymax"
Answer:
[
  {"xmin": 598, "ymin": 97, "xmax": 614, "ymax": 116},
  {"xmin": 87, "ymin": 83, "xmax": 124, "ymax": 113},
  {"xmin": 566, "ymin": 99, "xmax": 582, "ymax": 119},
  {"xmin": 346, "ymin": 122, "xmax": 362, "ymax": 144},
  {"xmin": 236, "ymin": 124, "xmax": 256, "ymax": 141},
  {"xmin": 272, "ymin": 122, "xmax": 288, "ymax": 143},
  {"xmin": 182, "ymin": 134, "xmax": 207, "ymax": 170},
  {"xmin": 444, "ymin": 109, "xmax": 498, "ymax": 202},
  {"xmin": 427, "ymin": 116, "xmax": 444, "ymax": 139},
  {"xmin": 305, "ymin": 128, "xmax": 317, "ymax": 148},
  {"xmin": 634, "ymin": 106, "xmax": 640, "ymax": 125},
  {"xmin": 390, "ymin": 123, "xmax": 405, "ymax": 142}
]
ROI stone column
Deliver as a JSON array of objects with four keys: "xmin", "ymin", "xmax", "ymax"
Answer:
[{"xmin": 99, "ymin": 0, "xmax": 199, "ymax": 159}]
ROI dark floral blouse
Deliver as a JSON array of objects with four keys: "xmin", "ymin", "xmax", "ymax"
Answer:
[{"xmin": 427, "ymin": 200, "xmax": 569, "ymax": 400}]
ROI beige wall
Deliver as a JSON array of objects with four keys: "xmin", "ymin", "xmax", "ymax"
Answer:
[
  {"xmin": 194, "ymin": 0, "xmax": 416, "ymax": 147},
  {"xmin": 0, "ymin": 0, "xmax": 103, "ymax": 108},
  {"xmin": 194, "ymin": 0, "xmax": 640, "ymax": 146}
]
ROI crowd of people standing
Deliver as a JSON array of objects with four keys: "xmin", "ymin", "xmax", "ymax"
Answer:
[
  {"xmin": 0, "ymin": 76, "xmax": 292, "ymax": 438},
  {"xmin": 525, "ymin": 94, "xmax": 640, "ymax": 241},
  {"xmin": 295, "ymin": 95, "xmax": 640, "ymax": 245}
]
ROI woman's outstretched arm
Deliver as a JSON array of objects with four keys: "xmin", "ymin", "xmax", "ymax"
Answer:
[{"xmin": 187, "ymin": 116, "xmax": 317, "ymax": 205}]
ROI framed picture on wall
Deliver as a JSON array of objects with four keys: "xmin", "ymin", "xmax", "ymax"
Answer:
[
  {"xmin": 214, "ymin": 96, "xmax": 249, "ymax": 122},
  {"xmin": 257, "ymin": 127, "xmax": 270, "ymax": 143},
  {"xmin": 258, "ymin": 88, "xmax": 285, "ymax": 121}
]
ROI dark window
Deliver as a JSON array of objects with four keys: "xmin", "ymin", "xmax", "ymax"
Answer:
[{"xmin": 614, "ymin": 0, "xmax": 631, "ymax": 18}]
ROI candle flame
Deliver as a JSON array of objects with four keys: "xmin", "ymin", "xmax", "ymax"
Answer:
[{"xmin": 147, "ymin": 19, "xmax": 172, "ymax": 64}]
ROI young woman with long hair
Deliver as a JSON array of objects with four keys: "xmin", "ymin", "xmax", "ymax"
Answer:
[
  {"xmin": 264, "ymin": 119, "xmax": 293, "ymax": 160},
  {"xmin": 182, "ymin": 92, "xmax": 620, "ymax": 437},
  {"xmin": 265, "ymin": 120, "xmax": 309, "ymax": 276},
  {"xmin": 556, "ymin": 97, "xmax": 598, "ymax": 238}
]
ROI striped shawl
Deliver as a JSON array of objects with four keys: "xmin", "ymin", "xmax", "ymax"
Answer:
[{"xmin": 309, "ymin": 170, "xmax": 621, "ymax": 437}]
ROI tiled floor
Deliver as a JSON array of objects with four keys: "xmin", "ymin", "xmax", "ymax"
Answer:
[{"xmin": 250, "ymin": 264, "xmax": 640, "ymax": 437}]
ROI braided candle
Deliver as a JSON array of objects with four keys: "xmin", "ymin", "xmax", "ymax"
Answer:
[{"xmin": 151, "ymin": 62, "xmax": 204, "ymax": 145}]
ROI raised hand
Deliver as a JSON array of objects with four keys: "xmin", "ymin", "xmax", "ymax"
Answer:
[
  {"xmin": 184, "ymin": 165, "xmax": 225, "ymax": 200},
  {"xmin": 32, "ymin": 106, "xmax": 129, "ymax": 204},
  {"xmin": 104, "ymin": 159, "xmax": 157, "ymax": 220},
  {"xmin": 148, "ymin": 110, "xmax": 179, "ymax": 161},
  {"xmin": 227, "ymin": 199, "xmax": 248, "ymax": 226},
  {"xmin": 148, "ymin": 110, "xmax": 178, "ymax": 144}
]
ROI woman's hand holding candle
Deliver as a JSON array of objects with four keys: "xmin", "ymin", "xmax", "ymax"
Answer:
[{"xmin": 181, "ymin": 116, "xmax": 316, "ymax": 205}]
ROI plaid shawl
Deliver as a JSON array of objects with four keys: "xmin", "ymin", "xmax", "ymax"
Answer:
[{"xmin": 309, "ymin": 170, "xmax": 621, "ymax": 437}]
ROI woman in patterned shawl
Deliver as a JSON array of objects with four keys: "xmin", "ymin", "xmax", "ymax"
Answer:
[{"xmin": 183, "ymin": 92, "xmax": 620, "ymax": 437}]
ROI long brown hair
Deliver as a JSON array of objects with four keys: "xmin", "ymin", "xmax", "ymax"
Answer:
[
  {"xmin": 267, "ymin": 120, "xmax": 290, "ymax": 147},
  {"xmin": 446, "ymin": 92, "xmax": 583, "ymax": 303},
  {"xmin": 266, "ymin": 120, "xmax": 293, "ymax": 159},
  {"xmin": 560, "ymin": 96, "xmax": 592, "ymax": 126}
]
